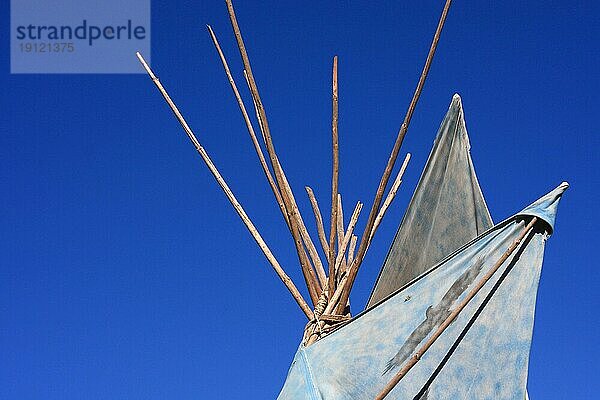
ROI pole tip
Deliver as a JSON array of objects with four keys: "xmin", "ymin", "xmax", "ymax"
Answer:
[{"xmin": 135, "ymin": 52, "xmax": 156, "ymax": 80}]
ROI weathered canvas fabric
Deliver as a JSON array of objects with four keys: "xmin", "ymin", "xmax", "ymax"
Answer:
[
  {"xmin": 368, "ymin": 94, "xmax": 493, "ymax": 308},
  {"xmin": 278, "ymin": 183, "xmax": 567, "ymax": 400}
]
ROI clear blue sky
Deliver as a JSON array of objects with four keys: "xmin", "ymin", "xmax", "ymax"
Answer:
[{"xmin": 1, "ymin": 1, "xmax": 598, "ymax": 398}]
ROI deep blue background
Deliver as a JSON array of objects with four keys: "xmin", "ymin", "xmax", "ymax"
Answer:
[{"xmin": 1, "ymin": 1, "xmax": 598, "ymax": 398}]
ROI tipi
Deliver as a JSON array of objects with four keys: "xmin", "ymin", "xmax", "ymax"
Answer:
[{"xmin": 136, "ymin": 1, "xmax": 567, "ymax": 398}]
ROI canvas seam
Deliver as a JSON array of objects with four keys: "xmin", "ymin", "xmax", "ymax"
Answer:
[{"xmin": 299, "ymin": 348, "xmax": 322, "ymax": 400}]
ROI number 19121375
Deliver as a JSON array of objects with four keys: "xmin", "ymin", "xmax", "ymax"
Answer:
[{"xmin": 19, "ymin": 43, "xmax": 74, "ymax": 53}]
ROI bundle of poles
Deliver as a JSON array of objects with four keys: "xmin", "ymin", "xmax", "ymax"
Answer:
[{"xmin": 137, "ymin": 0, "xmax": 452, "ymax": 346}]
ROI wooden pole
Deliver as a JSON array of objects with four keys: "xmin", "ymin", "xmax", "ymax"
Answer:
[
  {"xmin": 244, "ymin": 70, "xmax": 268, "ymax": 145},
  {"xmin": 246, "ymin": 66, "xmax": 328, "ymax": 294},
  {"xmin": 279, "ymin": 174, "xmax": 327, "ymax": 289},
  {"xmin": 210, "ymin": 32, "xmax": 327, "ymax": 292},
  {"xmin": 298, "ymin": 219, "xmax": 328, "ymax": 290},
  {"xmin": 323, "ymin": 274, "xmax": 348, "ymax": 315},
  {"xmin": 306, "ymin": 203, "xmax": 360, "ymax": 346},
  {"xmin": 243, "ymin": 70, "xmax": 324, "ymax": 299},
  {"xmin": 336, "ymin": 194, "xmax": 345, "ymax": 252},
  {"xmin": 374, "ymin": 216, "xmax": 538, "ymax": 399},
  {"xmin": 346, "ymin": 234, "xmax": 358, "ymax": 270},
  {"xmin": 328, "ymin": 55, "xmax": 340, "ymax": 299},
  {"xmin": 336, "ymin": 194, "xmax": 348, "ymax": 274},
  {"xmin": 305, "ymin": 186, "xmax": 330, "ymax": 257},
  {"xmin": 206, "ymin": 25, "xmax": 289, "ymax": 228},
  {"xmin": 369, "ymin": 153, "xmax": 411, "ymax": 242},
  {"xmin": 334, "ymin": 202, "xmax": 362, "ymax": 274},
  {"xmin": 225, "ymin": 0, "xmax": 322, "ymax": 305},
  {"xmin": 136, "ymin": 52, "xmax": 314, "ymax": 320},
  {"xmin": 337, "ymin": 0, "xmax": 453, "ymax": 313}
]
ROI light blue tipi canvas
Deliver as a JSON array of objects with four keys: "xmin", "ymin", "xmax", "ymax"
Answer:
[{"xmin": 278, "ymin": 183, "xmax": 567, "ymax": 399}]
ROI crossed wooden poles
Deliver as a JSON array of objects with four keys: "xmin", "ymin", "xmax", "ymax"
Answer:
[{"xmin": 137, "ymin": 0, "xmax": 452, "ymax": 346}]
